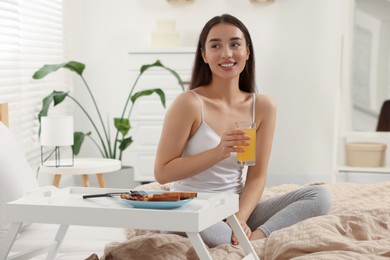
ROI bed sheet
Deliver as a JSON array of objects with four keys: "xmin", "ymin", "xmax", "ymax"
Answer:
[{"xmin": 99, "ymin": 181, "xmax": 390, "ymax": 260}]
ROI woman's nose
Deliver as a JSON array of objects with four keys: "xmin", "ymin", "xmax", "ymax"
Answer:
[{"xmin": 221, "ymin": 47, "xmax": 233, "ymax": 58}]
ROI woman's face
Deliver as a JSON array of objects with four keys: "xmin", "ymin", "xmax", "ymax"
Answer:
[{"xmin": 202, "ymin": 23, "xmax": 249, "ymax": 81}]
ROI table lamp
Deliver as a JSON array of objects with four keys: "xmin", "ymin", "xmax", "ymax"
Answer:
[{"xmin": 40, "ymin": 116, "xmax": 74, "ymax": 167}]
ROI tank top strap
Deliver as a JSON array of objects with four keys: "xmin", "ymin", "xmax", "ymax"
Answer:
[
  {"xmin": 252, "ymin": 93, "xmax": 256, "ymax": 123},
  {"xmin": 190, "ymin": 90, "xmax": 204, "ymax": 121}
]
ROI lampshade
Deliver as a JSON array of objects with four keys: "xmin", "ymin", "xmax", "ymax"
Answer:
[{"xmin": 40, "ymin": 116, "xmax": 74, "ymax": 146}]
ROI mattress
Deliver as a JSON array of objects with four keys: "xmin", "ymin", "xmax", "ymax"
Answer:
[{"xmin": 100, "ymin": 181, "xmax": 390, "ymax": 260}]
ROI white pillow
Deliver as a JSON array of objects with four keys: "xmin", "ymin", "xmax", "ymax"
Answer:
[{"xmin": 0, "ymin": 122, "xmax": 39, "ymax": 245}]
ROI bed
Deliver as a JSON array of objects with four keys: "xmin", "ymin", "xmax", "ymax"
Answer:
[
  {"xmin": 0, "ymin": 103, "xmax": 127, "ymax": 260},
  {"xmin": 97, "ymin": 181, "xmax": 390, "ymax": 260},
  {"xmin": 1, "ymin": 103, "xmax": 390, "ymax": 259}
]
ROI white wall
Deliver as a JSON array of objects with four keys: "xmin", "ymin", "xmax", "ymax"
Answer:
[{"xmin": 65, "ymin": 0, "xmax": 348, "ymax": 185}]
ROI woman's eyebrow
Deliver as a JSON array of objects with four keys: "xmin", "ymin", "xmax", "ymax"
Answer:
[
  {"xmin": 208, "ymin": 37, "xmax": 243, "ymax": 43},
  {"xmin": 208, "ymin": 38, "xmax": 221, "ymax": 43},
  {"xmin": 230, "ymin": 37, "xmax": 243, "ymax": 41}
]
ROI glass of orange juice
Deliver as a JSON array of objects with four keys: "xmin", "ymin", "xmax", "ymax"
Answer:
[{"xmin": 235, "ymin": 121, "xmax": 256, "ymax": 167}]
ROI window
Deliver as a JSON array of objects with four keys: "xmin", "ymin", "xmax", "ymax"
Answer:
[{"xmin": 0, "ymin": 0, "xmax": 72, "ymax": 167}]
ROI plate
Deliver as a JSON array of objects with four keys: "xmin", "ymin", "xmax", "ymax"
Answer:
[{"xmin": 122, "ymin": 198, "xmax": 193, "ymax": 209}]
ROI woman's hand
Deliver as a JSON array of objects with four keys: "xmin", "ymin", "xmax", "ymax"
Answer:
[
  {"xmin": 218, "ymin": 129, "xmax": 250, "ymax": 159},
  {"xmin": 231, "ymin": 219, "xmax": 252, "ymax": 246}
]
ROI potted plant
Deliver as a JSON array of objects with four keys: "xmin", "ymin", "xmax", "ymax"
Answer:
[{"xmin": 33, "ymin": 60, "xmax": 184, "ymax": 160}]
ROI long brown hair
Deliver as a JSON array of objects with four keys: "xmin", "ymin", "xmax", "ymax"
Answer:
[
  {"xmin": 377, "ymin": 100, "xmax": 390, "ymax": 131},
  {"xmin": 189, "ymin": 14, "xmax": 256, "ymax": 93}
]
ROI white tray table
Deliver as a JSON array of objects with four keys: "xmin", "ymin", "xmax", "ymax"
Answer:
[{"xmin": 0, "ymin": 186, "xmax": 259, "ymax": 260}]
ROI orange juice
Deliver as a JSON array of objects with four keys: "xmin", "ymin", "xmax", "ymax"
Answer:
[{"xmin": 235, "ymin": 122, "xmax": 256, "ymax": 167}]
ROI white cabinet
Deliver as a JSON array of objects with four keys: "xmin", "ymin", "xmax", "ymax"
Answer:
[
  {"xmin": 333, "ymin": 0, "xmax": 390, "ymax": 182},
  {"xmin": 125, "ymin": 47, "xmax": 195, "ymax": 182},
  {"xmin": 335, "ymin": 131, "xmax": 390, "ymax": 178}
]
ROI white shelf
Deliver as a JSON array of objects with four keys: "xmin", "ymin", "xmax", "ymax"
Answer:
[
  {"xmin": 337, "ymin": 166, "xmax": 390, "ymax": 174},
  {"xmin": 332, "ymin": 0, "xmax": 390, "ymax": 182}
]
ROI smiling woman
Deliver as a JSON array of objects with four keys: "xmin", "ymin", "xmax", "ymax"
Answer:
[
  {"xmin": 189, "ymin": 15, "xmax": 255, "ymax": 93},
  {"xmin": 201, "ymin": 24, "xmax": 250, "ymax": 81},
  {"xmin": 153, "ymin": 13, "xmax": 331, "ymax": 248}
]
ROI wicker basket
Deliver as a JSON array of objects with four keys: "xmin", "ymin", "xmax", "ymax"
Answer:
[{"xmin": 345, "ymin": 142, "xmax": 387, "ymax": 167}]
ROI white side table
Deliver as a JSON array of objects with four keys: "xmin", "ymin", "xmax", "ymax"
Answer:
[
  {"xmin": 0, "ymin": 186, "xmax": 259, "ymax": 260},
  {"xmin": 39, "ymin": 158, "xmax": 121, "ymax": 188}
]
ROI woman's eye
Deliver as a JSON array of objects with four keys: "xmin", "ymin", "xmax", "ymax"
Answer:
[
  {"xmin": 211, "ymin": 44, "xmax": 220, "ymax": 49},
  {"xmin": 231, "ymin": 42, "xmax": 241, "ymax": 47}
]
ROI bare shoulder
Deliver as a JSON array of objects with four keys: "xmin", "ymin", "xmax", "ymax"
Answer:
[
  {"xmin": 165, "ymin": 90, "xmax": 201, "ymax": 120},
  {"xmin": 163, "ymin": 90, "xmax": 202, "ymax": 138},
  {"xmin": 169, "ymin": 90, "xmax": 199, "ymax": 112},
  {"xmin": 172, "ymin": 90, "xmax": 198, "ymax": 103},
  {"xmin": 255, "ymin": 93, "xmax": 276, "ymax": 114},
  {"xmin": 254, "ymin": 94, "xmax": 276, "ymax": 130}
]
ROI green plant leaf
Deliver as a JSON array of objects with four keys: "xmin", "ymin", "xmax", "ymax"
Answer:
[
  {"xmin": 38, "ymin": 91, "xmax": 69, "ymax": 121},
  {"xmin": 119, "ymin": 136, "xmax": 133, "ymax": 151},
  {"xmin": 33, "ymin": 61, "xmax": 85, "ymax": 79},
  {"xmin": 140, "ymin": 60, "xmax": 163, "ymax": 73},
  {"xmin": 73, "ymin": 131, "xmax": 91, "ymax": 155},
  {"xmin": 131, "ymin": 88, "xmax": 166, "ymax": 108},
  {"xmin": 139, "ymin": 60, "xmax": 184, "ymax": 90},
  {"xmin": 34, "ymin": 59, "xmax": 185, "ymax": 160},
  {"xmin": 114, "ymin": 118, "xmax": 130, "ymax": 136},
  {"xmin": 163, "ymin": 67, "xmax": 185, "ymax": 91}
]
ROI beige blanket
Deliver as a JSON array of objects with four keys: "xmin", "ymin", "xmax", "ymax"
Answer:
[{"xmin": 101, "ymin": 182, "xmax": 390, "ymax": 260}]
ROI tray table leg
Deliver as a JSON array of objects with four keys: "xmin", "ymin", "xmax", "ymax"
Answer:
[
  {"xmin": 186, "ymin": 232, "xmax": 212, "ymax": 260},
  {"xmin": 0, "ymin": 222, "xmax": 22, "ymax": 260},
  {"xmin": 226, "ymin": 215, "xmax": 259, "ymax": 260},
  {"xmin": 45, "ymin": 224, "xmax": 69, "ymax": 260}
]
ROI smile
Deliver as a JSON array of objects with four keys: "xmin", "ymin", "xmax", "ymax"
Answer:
[{"xmin": 219, "ymin": 63, "xmax": 236, "ymax": 68}]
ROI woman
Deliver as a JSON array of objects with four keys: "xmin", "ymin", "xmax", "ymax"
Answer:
[{"xmin": 154, "ymin": 14, "xmax": 331, "ymax": 247}]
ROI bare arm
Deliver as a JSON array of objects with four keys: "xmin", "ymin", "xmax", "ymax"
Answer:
[
  {"xmin": 236, "ymin": 94, "xmax": 277, "ymax": 222},
  {"xmin": 154, "ymin": 91, "xmax": 219, "ymax": 184}
]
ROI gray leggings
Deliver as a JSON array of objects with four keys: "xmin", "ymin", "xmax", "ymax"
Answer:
[{"xmin": 165, "ymin": 185, "xmax": 332, "ymax": 247}]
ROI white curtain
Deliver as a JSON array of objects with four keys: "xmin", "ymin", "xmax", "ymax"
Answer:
[{"xmin": 0, "ymin": 0, "xmax": 72, "ymax": 167}]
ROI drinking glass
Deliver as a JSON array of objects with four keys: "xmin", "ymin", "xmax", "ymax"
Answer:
[{"xmin": 235, "ymin": 121, "xmax": 256, "ymax": 166}]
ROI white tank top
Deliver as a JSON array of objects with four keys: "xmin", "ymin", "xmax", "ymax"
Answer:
[{"xmin": 171, "ymin": 91, "xmax": 256, "ymax": 194}]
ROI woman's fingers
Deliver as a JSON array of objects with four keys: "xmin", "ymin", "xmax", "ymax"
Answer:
[
  {"xmin": 231, "ymin": 223, "xmax": 252, "ymax": 246},
  {"xmin": 246, "ymin": 227, "xmax": 252, "ymax": 237},
  {"xmin": 222, "ymin": 131, "xmax": 250, "ymax": 149},
  {"xmin": 218, "ymin": 129, "xmax": 252, "ymax": 158},
  {"xmin": 231, "ymin": 233, "xmax": 239, "ymax": 246}
]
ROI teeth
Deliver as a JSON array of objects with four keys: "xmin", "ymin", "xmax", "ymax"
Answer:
[{"xmin": 221, "ymin": 63, "xmax": 234, "ymax": 67}]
